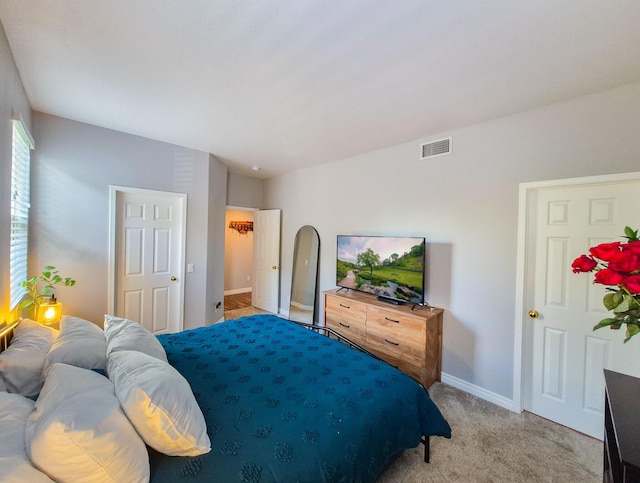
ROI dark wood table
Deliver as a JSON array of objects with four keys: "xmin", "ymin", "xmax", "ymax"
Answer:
[{"xmin": 604, "ymin": 370, "xmax": 640, "ymax": 482}]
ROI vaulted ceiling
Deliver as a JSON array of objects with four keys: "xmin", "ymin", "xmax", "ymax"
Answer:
[{"xmin": 2, "ymin": 1, "xmax": 640, "ymax": 178}]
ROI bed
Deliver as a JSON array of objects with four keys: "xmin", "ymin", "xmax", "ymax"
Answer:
[{"xmin": 0, "ymin": 313, "xmax": 451, "ymax": 482}]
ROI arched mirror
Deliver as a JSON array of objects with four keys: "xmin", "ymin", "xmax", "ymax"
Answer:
[{"xmin": 289, "ymin": 225, "xmax": 320, "ymax": 324}]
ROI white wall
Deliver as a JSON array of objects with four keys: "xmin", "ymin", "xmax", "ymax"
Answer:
[
  {"xmin": 30, "ymin": 113, "xmax": 226, "ymax": 330},
  {"xmin": 264, "ymin": 82, "xmax": 640, "ymax": 403},
  {"xmin": 0, "ymin": 19, "xmax": 31, "ymax": 322}
]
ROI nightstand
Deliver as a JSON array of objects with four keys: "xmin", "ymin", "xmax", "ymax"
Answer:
[{"xmin": 604, "ymin": 370, "xmax": 640, "ymax": 482}]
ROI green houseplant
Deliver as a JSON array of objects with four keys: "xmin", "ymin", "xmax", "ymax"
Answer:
[
  {"xmin": 571, "ymin": 226, "xmax": 640, "ymax": 342},
  {"xmin": 19, "ymin": 265, "xmax": 76, "ymax": 313}
]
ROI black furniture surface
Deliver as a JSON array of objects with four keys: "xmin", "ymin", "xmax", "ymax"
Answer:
[{"xmin": 604, "ymin": 369, "xmax": 640, "ymax": 482}]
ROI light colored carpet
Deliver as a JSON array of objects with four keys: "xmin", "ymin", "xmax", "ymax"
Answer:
[{"xmin": 379, "ymin": 383, "xmax": 601, "ymax": 482}]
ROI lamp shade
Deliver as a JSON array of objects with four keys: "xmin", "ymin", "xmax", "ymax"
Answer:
[{"xmin": 36, "ymin": 296, "xmax": 62, "ymax": 324}]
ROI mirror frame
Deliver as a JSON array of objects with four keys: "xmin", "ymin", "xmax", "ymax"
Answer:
[{"xmin": 289, "ymin": 225, "xmax": 320, "ymax": 324}]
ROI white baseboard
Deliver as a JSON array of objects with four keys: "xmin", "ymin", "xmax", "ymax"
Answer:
[
  {"xmin": 440, "ymin": 372, "xmax": 518, "ymax": 413},
  {"xmin": 224, "ymin": 288, "xmax": 252, "ymax": 296}
]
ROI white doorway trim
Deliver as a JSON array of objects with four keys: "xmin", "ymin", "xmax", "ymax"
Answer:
[
  {"xmin": 107, "ymin": 185, "xmax": 188, "ymax": 330},
  {"xmin": 513, "ymin": 171, "xmax": 640, "ymax": 412},
  {"xmin": 224, "ymin": 205, "xmax": 258, "ymax": 299}
]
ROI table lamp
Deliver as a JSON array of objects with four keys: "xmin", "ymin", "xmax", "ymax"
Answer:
[{"xmin": 36, "ymin": 294, "xmax": 63, "ymax": 324}]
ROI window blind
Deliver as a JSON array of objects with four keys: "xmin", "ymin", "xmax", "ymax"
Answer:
[{"xmin": 10, "ymin": 119, "xmax": 33, "ymax": 310}]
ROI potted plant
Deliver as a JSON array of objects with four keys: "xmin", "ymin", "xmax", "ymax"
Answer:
[
  {"xmin": 19, "ymin": 266, "xmax": 76, "ymax": 318},
  {"xmin": 571, "ymin": 226, "xmax": 640, "ymax": 342}
]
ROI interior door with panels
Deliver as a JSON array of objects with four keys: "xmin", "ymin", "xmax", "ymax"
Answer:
[
  {"xmin": 252, "ymin": 209, "xmax": 281, "ymax": 314},
  {"xmin": 110, "ymin": 187, "xmax": 186, "ymax": 335},
  {"xmin": 523, "ymin": 176, "xmax": 640, "ymax": 438}
]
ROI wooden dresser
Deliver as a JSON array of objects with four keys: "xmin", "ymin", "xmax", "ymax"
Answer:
[{"xmin": 323, "ymin": 289, "xmax": 443, "ymax": 388}]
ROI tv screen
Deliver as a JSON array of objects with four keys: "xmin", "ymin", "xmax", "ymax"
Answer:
[{"xmin": 336, "ymin": 235, "xmax": 425, "ymax": 304}]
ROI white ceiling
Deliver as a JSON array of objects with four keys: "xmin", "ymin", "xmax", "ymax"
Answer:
[{"xmin": 2, "ymin": 1, "xmax": 640, "ymax": 179}]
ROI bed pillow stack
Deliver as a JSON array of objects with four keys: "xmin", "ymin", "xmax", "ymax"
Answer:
[
  {"xmin": 0, "ymin": 314, "xmax": 209, "ymax": 480},
  {"xmin": 104, "ymin": 315, "xmax": 211, "ymax": 457}
]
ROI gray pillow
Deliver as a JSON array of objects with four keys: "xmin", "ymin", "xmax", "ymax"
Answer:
[
  {"xmin": 43, "ymin": 316, "xmax": 106, "ymax": 372},
  {"xmin": 0, "ymin": 319, "xmax": 58, "ymax": 397},
  {"xmin": 103, "ymin": 315, "xmax": 167, "ymax": 362}
]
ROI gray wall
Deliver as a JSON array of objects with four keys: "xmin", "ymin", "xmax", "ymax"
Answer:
[
  {"xmin": 227, "ymin": 173, "xmax": 263, "ymax": 209},
  {"xmin": 30, "ymin": 113, "xmax": 226, "ymax": 329},
  {"xmin": 0, "ymin": 19, "xmax": 31, "ymax": 322},
  {"xmin": 206, "ymin": 154, "xmax": 228, "ymax": 323},
  {"xmin": 264, "ymin": 82, "xmax": 640, "ymax": 404}
]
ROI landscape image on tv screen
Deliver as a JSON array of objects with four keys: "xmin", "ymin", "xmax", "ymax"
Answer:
[{"xmin": 336, "ymin": 235, "xmax": 425, "ymax": 304}]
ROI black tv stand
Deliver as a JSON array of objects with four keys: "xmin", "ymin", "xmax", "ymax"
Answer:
[{"xmin": 377, "ymin": 295, "xmax": 405, "ymax": 305}]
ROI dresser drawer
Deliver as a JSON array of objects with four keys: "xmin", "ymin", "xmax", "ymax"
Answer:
[
  {"xmin": 366, "ymin": 329, "xmax": 425, "ymax": 366},
  {"xmin": 369, "ymin": 304, "xmax": 424, "ymax": 339},
  {"xmin": 325, "ymin": 316, "xmax": 366, "ymax": 347},
  {"xmin": 325, "ymin": 295, "xmax": 366, "ymax": 324},
  {"xmin": 368, "ymin": 348, "xmax": 423, "ymax": 383}
]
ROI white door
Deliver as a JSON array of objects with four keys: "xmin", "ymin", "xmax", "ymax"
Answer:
[
  {"xmin": 109, "ymin": 187, "xmax": 186, "ymax": 334},
  {"xmin": 252, "ymin": 209, "xmax": 281, "ymax": 313},
  {"xmin": 522, "ymin": 175, "xmax": 640, "ymax": 438}
]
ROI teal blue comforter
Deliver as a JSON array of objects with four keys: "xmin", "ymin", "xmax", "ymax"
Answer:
[{"xmin": 150, "ymin": 314, "xmax": 450, "ymax": 482}]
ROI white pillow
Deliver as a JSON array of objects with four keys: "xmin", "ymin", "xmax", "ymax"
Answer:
[
  {"xmin": 0, "ymin": 392, "xmax": 53, "ymax": 482},
  {"xmin": 103, "ymin": 314, "xmax": 167, "ymax": 362},
  {"xmin": 108, "ymin": 350, "xmax": 211, "ymax": 457},
  {"xmin": 44, "ymin": 316, "xmax": 107, "ymax": 372},
  {"xmin": 0, "ymin": 319, "xmax": 58, "ymax": 397},
  {"xmin": 25, "ymin": 363, "xmax": 150, "ymax": 483}
]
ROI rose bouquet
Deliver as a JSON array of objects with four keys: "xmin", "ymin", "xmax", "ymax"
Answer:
[{"xmin": 571, "ymin": 226, "xmax": 640, "ymax": 342}]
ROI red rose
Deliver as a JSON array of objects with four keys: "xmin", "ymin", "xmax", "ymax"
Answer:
[
  {"xmin": 571, "ymin": 255, "xmax": 597, "ymax": 273},
  {"xmin": 594, "ymin": 268, "xmax": 624, "ymax": 286},
  {"xmin": 622, "ymin": 274, "xmax": 640, "ymax": 294},
  {"xmin": 590, "ymin": 242, "xmax": 621, "ymax": 261},
  {"xmin": 624, "ymin": 241, "xmax": 640, "ymax": 256},
  {"xmin": 608, "ymin": 251, "xmax": 640, "ymax": 274}
]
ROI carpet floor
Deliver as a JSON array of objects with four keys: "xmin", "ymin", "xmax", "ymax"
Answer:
[{"xmin": 379, "ymin": 382, "xmax": 601, "ymax": 482}]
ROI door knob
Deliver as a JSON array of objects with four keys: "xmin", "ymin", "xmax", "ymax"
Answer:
[
  {"xmin": 272, "ymin": 266, "xmax": 279, "ymax": 270},
  {"xmin": 528, "ymin": 309, "xmax": 539, "ymax": 318},
  {"xmin": 170, "ymin": 276, "xmax": 177, "ymax": 281}
]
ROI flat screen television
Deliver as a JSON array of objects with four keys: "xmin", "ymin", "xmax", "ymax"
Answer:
[{"xmin": 336, "ymin": 235, "xmax": 425, "ymax": 305}]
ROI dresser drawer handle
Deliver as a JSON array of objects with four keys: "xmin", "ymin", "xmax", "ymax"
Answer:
[
  {"xmin": 339, "ymin": 304, "xmax": 351, "ymax": 309},
  {"xmin": 385, "ymin": 317, "xmax": 400, "ymax": 323},
  {"xmin": 384, "ymin": 338, "xmax": 399, "ymax": 346},
  {"xmin": 339, "ymin": 322, "xmax": 351, "ymax": 328}
]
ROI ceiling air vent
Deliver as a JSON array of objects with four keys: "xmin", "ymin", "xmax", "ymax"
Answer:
[{"xmin": 420, "ymin": 137, "xmax": 452, "ymax": 160}]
